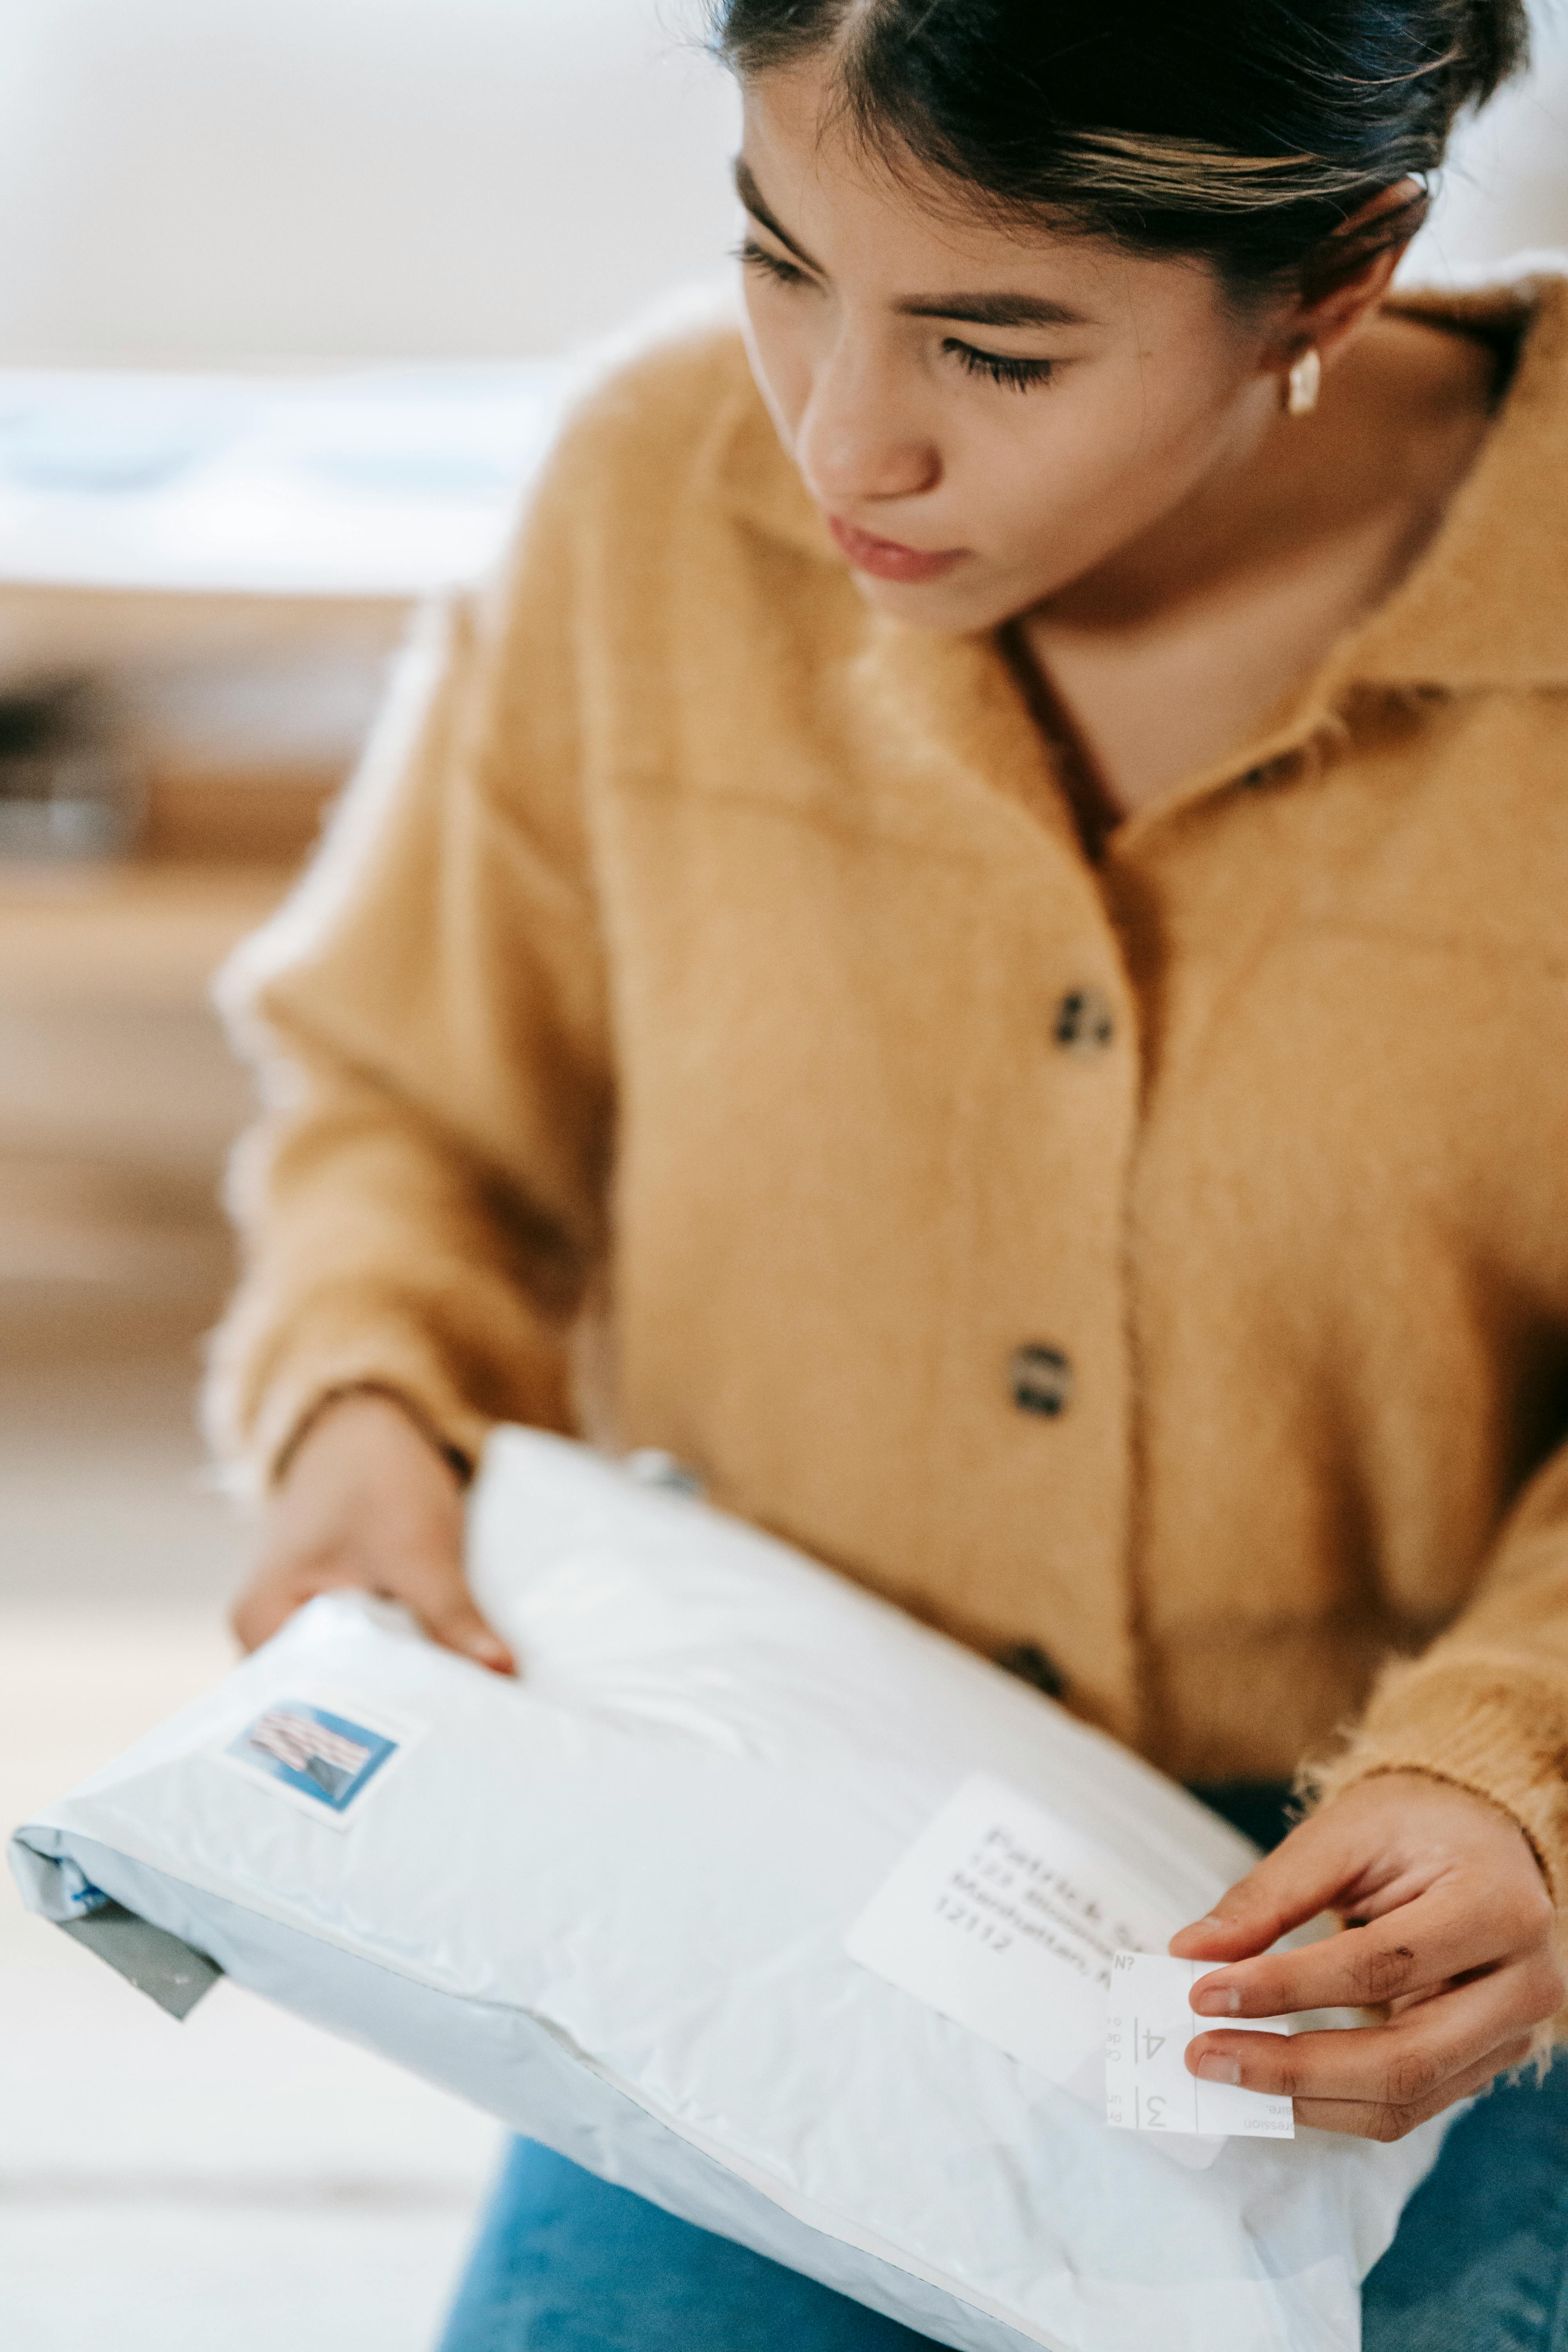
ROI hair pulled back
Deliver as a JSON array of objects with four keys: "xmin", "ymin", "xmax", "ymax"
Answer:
[{"xmin": 707, "ymin": 0, "xmax": 1530, "ymax": 295}]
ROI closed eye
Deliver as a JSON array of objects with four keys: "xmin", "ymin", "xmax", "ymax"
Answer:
[
  {"xmin": 735, "ymin": 238, "xmax": 812, "ymax": 289},
  {"xmin": 945, "ymin": 341, "xmax": 1057, "ymax": 392}
]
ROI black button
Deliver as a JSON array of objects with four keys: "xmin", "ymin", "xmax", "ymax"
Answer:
[
  {"xmin": 1053, "ymin": 988, "xmax": 1114, "ymax": 1054},
  {"xmin": 996, "ymin": 1641, "xmax": 1067, "ymax": 1700},
  {"xmin": 1010, "ymin": 1343, "xmax": 1073, "ymax": 1417},
  {"xmin": 1053, "ymin": 987, "xmax": 1115, "ymax": 1052}
]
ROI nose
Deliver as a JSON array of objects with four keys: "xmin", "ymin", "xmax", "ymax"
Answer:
[{"xmin": 793, "ymin": 336, "xmax": 940, "ymax": 510}]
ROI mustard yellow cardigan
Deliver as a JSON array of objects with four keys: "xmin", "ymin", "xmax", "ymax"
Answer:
[{"xmin": 213, "ymin": 271, "xmax": 1568, "ymax": 1915}]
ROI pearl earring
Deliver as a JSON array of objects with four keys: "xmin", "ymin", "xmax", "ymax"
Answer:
[{"xmin": 1285, "ymin": 345, "xmax": 1321, "ymax": 417}]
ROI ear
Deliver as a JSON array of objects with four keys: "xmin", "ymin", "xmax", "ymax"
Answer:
[{"xmin": 1265, "ymin": 178, "xmax": 1427, "ymax": 376}]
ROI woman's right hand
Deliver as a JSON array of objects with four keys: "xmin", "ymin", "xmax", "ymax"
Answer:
[{"xmin": 230, "ymin": 1389, "xmax": 515, "ymax": 1673}]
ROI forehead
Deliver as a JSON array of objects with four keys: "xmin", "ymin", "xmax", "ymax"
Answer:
[{"xmin": 739, "ymin": 65, "xmax": 1196, "ymax": 319}]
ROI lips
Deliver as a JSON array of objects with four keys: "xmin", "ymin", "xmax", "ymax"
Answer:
[{"xmin": 827, "ymin": 515, "xmax": 967, "ymax": 585}]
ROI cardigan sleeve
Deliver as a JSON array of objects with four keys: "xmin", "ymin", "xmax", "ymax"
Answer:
[
  {"xmin": 205, "ymin": 449, "xmax": 613, "ymax": 1490},
  {"xmin": 1306, "ymin": 1441, "xmax": 1568, "ymax": 1919}
]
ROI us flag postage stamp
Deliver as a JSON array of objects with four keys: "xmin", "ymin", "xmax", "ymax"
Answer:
[{"xmin": 215, "ymin": 1690, "xmax": 426, "ymax": 1829}]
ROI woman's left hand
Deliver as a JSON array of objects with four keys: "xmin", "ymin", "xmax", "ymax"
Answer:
[{"xmin": 1169, "ymin": 1771, "xmax": 1565, "ymax": 2140}]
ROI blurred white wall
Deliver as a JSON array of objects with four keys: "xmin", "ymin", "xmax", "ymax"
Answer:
[
  {"xmin": 0, "ymin": 0, "xmax": 1562, "ymax": 367},
  {"xmin": 1407, "ymin": 4, "xmax": 1568, "ymax": 281},
  {"xmin": 0, "ymin": 0, "xmax": 740, "ymax": 365}
]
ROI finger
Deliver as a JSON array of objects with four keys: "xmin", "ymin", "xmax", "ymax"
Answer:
[
  {"xmin": 396, "ymin": 1556, "xmax": 515, "ymax": 1675},
  {"xmin": 1188, "ymin": 1956, "xmax": 1564, "ymax": 2104},
  {"xmin": 231, "ymin": 1584, "xmax": 294, "ymax": 1654},
  {"xmin": 1292, "ymin": 2038, "xmax": 1535, "ymax": 2142},
  {"xmin": 1171, "ymin": 1806, "xmax": 1371, "ymax": 1963},
  {"xmin": 230, "ymin": 1556, "xmax": 356, "ymax": 1653},
  {"xmin": 1187, "ymin": 1882, "xmax": 1533, "ymax": 2020}
]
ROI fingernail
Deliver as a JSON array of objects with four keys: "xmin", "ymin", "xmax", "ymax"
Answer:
[
  {"xmin": 470, "ymin": 1635, "xmax": 512, "ymax": 1668},
  {"xmin": 1196, "ymin": 2054, "xmax": 1243, "ymax": 2087},
  {"xmin": 1192, "ymin": 1983, "xmax": 1243, "ymax": 2016}
]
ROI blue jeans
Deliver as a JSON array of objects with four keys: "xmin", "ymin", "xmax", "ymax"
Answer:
[{"xmin": 438, "ymin": 1789, "xmax": 1568, "ymax": 2351}]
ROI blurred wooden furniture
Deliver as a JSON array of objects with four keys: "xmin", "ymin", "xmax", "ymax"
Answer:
[
  {"xmin": 0, "ymin": 364, "xmax": 570, "ymax": 1324},
  {"xmin": 0, "ymin": 858, "xmax": 297, "ymax": 1302},
  {"xmin": 141, "ymin": 768, "xmax": 338, "ymax": 864},
  {"xmin": 0, "ymin": 857, "xmax": 294, "ymax": 1007}
]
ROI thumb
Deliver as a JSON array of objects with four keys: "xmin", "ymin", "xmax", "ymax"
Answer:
[
  {"xmin": 231, "ymin": 1570, "xmax": 314, "ymax": 1657},
  {"xmin": 1170, "ymin": 1806, "xmax": 1356, "ymax": 1962},
  {"xmin": 399, "ymin": 1555, "xmax": 516, "ymax": 1677}
]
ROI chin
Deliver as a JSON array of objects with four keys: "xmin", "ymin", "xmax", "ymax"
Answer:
[{"xmin": 848, "ymin": 564, "xmax": 1043, "ymax": 637}]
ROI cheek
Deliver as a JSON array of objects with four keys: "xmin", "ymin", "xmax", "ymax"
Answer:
[
  {"xmin": 740, "ymin": 289, "xmax": 813, "ymax": 446},
  {"xmin": 965, "ymin": 365, "xmax": 1244, "ymax": 562}
]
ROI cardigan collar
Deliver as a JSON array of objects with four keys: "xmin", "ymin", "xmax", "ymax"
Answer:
[
  {"xmin": 1333, "ymin": 269, "xmax": 1568, "ymax": 693},
  {"xmin": 721, "ymin": 266, "xmax": 1568, "ymax": 701}
]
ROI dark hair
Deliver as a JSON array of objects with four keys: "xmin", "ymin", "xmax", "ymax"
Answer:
[{"xmin": 707, "ymin": 0, "xmax": 1530, "ymax": 296}]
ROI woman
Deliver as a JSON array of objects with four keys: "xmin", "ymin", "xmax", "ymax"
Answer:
[{"xmin": 213, "ymin": 0, "xmax": 1568, "ymax": 2343}]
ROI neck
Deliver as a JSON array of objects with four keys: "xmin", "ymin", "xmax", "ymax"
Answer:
[
  {"xmin": 1011, "ymin": 313, "xmax": 1504, "ymax": 820},
  {"xmin": 1031, "ymin": 314, "xmax": 1502, "ymax": 646}
]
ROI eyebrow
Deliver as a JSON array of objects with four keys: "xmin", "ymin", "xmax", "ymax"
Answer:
[
  {"xmin": 733, "ymin": 158, "xmax": 1096, "ymax": 334},
  {"xmin": 735, "ymin": 159, "xmax": 823, "ymax": 270},
  {"xmin": 900, "ymin": 290, "xmax": 1092, "ymax": 329}
]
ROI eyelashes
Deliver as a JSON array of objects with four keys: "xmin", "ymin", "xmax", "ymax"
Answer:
[
  {"xmin": 943, "ymin": 343, "xmax": 1056, "ymax": 392},
  {"xmin": 734, "ymin": 238, "xmax": 807, "ymax": 288},
  {"xmin": 735, "ymin": 238, "xmax": 1060, "ymax": 395}
]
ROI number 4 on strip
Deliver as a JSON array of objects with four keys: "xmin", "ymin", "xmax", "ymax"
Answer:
[{"xmin": 1105, "ymin": 1951, "xmax": 1294, "ymax": 2141}]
